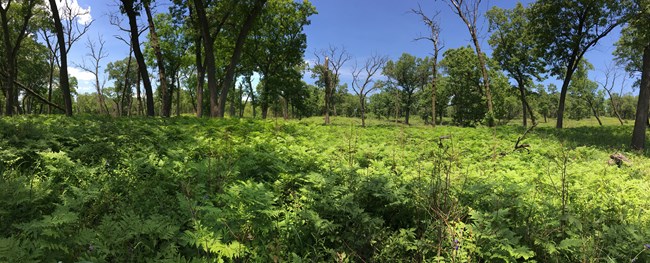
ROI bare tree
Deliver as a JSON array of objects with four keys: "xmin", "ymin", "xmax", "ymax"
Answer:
[
  {"xmin": 77, "ymin": 36, "xmax": 109, "ymax": 114},
  {"xmin": 314, "ymin": 45, "xmax": 352, "ymax": 121},
  {"xmin": 598, "ymin": 64, "xmax": 625, "ymax": 125},
  {"xmin": 412, "ymin": 4, "xmax": 443, "ymax": 127},
  {"xmin": 442, "ymin": 0, "xmax": 494, "ymax": 124},
  {"xmin": 352, "ymin": 54, "xmax": 388, "ymax": 127}
]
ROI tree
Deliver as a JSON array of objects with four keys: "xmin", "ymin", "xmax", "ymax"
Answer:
[
  {"xmin": 216, "ymin": 0, "xmax": 268, "ymax": 118},
  {"xmin": 351, "ymin": 54, "xmax": 388, "ymax": 127},
  {"xmin": 412, "ymin": 4, "xmax": 443, "ymax": 127},
  {"xmin": 247, "ymin": 0, "xmax": 315, "ymax": 119},
  {"xmin": 143, "ymin": 0, "xmax": 171, "ymax": 117},
  {"xmin": 529, "ymin": 0, "xmax": 630, "ymax": 128},
  {"xmin": 0, "ymin": 0, "xmax": 40, "ymax": 116},
  {"xmin": 615, "ymin": 0, "xmax": 650, "ymax": 149},
  {"xmin": 314, "ymin": 45, "xmax": 352, "ymax": 121},
  {"xmin": 40, "ymin": 0, "xmax": 92, "ymax": 115},
  {"xmin": 145, "ymin": 11, "xmax": 192, "ymax": 118},
  {"xmin": 105, "ymin": 56, "xmax": 138, "ymax": 116},
  {"xmin": 598, "ymin": 64, "xmax": 625, "ymax": 125},
  {"xmin": 569, "ymin": 59, "xmax": 605, "ymax": 125},
  {"xmin": 48, "ymin": 0, "xmax": 73, "ymax": 116},
  {"xmin": 487, "ymin": 3, "xmax": 545, "ymax": 127},
  {"xmin": 440, "ymin": 46, "xmax": 485, "ymax": 126},
  {"xmin": 383, "ymin": 53, "xmax": 430, "ymax": 125},
  {"xmin": 442, "ymin": 0, "xmax": 494, "ymax": 125},
  {"xmin": 78, "ymin": 36, "xmax": 109, "ymax": 115},
  {"xmin": 119, "ymin": 0, "xmax": 155, "ymax": 116}
]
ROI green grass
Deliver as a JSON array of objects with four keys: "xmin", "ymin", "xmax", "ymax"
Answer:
[{"xmin": 0, "ymin": 115, "xmax": 649, "ymax": 262}]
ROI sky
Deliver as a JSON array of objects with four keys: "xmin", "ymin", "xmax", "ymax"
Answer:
[{"xmin": 60, "ymin": 0, "xmax": 631, "ymax": 95}]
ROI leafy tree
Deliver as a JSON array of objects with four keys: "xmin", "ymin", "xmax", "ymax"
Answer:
[
  {"xmin": 248, "ymin": 0, "xmax": 315, "ymax": 119},
  {"xmin": 105, "ymin": 57, "xmax": 139, "ymax": 116},
  {"xmin": 47, "ymin": 0, "xmax": 73, "ymax": 116},
  {"xmin": 145, "ymin": 11, "xmax": 192, "ymax": 117},
  {"xmin": 442, "ymin": 0, "xmax": 494, "ymax": 124},
  {"xmin": 216, "ymin": 0, "xmax": 268, "ymax": 118},
  {"xmin": 119, "ymin": 0, "xmax": 155, "ymax": 116},
  {"xmin": 383, "ymin": 53, "xmax": 430, "ymax": 125},
  {"xmin": 568, "ymin": 60, "xmax": 605, "ymax": 125},
  {"xmin": 528, "ymin": 0, "xmax": 630, "ymax": 128},
  {"xmin": 0, "ymin": 0, "xmax": 41, "ymax": 116},
  {"xmin": 614, "ymin": 0, "xmax": 650, "ymax": 149},
  {"xmin": 440, "ymin": 47, "xmax": 485, "ymax": 126},
  {"xmin": 487, "ymin": 3, "xmax": 545, "ymax": 127}
]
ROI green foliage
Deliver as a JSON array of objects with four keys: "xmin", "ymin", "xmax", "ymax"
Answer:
[{"xmin": 0, "ymin": 115, "xmax": 648, "ymax": 262}]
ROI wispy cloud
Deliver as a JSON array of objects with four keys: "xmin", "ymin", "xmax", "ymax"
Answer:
[{"xmin": 68, "ymin": 66, "xmax": 94, "ymax": 81}]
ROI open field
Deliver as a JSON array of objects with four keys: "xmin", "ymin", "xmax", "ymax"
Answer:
[{"xmin": 1, "ymin": 116, "xmax": 649, "ymax": 262}]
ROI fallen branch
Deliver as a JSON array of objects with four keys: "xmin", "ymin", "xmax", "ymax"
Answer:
[
  {"xmin": 0, "ymin": 70, "xmax": 64, "ymax": 112},
  {"xmin": 514, "ymin": 123, "xmax": 537, "ymax": 153}
]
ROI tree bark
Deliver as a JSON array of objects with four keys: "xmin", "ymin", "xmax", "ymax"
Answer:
[
  {"xmin": 217, "ymin": 0, "xmax": 267, "ymax": 118},
  {"xmin": 144, "ymin": 2, "xmax": 170, "ymax": 117},
  {"xmin": 324, "ymin": 57, "xmax": 331, "ymax": 124},
  {"xmin": 246, "ymin": 75, "xmax": 256, "ymax": 118},
  {"xmin": 192, "ymin": 0, "xmax": 219, "ymax": 117},
  {"xmin": 49, "ymin": 0, "xmax": 73, "ymax": 116},
  {"xmin": 195, "ymin": 36, "xmax": 204, "ymax": 117},
  {"xmin": 517, "ymin": 80, "xmax": 529, "ymax": 127},
  {"xmin": 631, "ymin": 45, "xmax": 650, "ymax": 150},
  {"xmin": 121, "ymin": 0, "xmax": 155, "ymax": 116}
]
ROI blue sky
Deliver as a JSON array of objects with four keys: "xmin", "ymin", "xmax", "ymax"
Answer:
[{"xmin": 63, "ymin": 0, "xmax": 629, "ymax": 95}]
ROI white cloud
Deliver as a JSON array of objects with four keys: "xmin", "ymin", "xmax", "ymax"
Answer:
[
  {"xmin": 45, "ymin": 0, "xmax": 92, "ymax": 25},
  {"xmin": 68, "ymin": 66, "xmax": 95, "ymax": 82}
]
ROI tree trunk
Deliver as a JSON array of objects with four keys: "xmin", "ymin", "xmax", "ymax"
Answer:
[
  {"xmin": 49, "ymin": 0, "xmax": 73, "ymax": 116},
  {"xmin": 556, "ymin": 51, "xmax": 581, "ymax": 128},
  {"xmin": 120, "ymin": 48, "xmax": 133, "ymax": 116},
  {"xmin": 195, "ymin": 38, "xmax": 204, "ymax": 117},
  {"xmin": 604, "ymin": 88, "xmax": 624, "ymax": 125},
  {"xmin": 431, "ymin": 62, "xmax": 437, "ymax": 127},
  {"xmin": 517, "ymin": 80, "xmax": 529, "ymax": 127},
  {"xmin": 177, "ymin": 73, "xmax": 181, "ymax": 117},
  {"xmin": 405, "ymin": 93, "xmax": 411, "ymax": 125},
  {"xmin": 262, "ymin": 102, "xmax": 268, "ymax": 119},
  {"xmin": 47, "ymin": 54, "xmax": 55, "ymax": 114},
  {"xmin": 217, "ymin": 0, "xmax": 266, "ymax": 118},
  {"xmin": 360, "ymin": 97, "xmax": 366, "ymax": 127},
  {"xmin": 588, "ymin": 100, "xmax": 603, "ymax": 126},
  {"xmin": 631, "ymin": 45, "xmax": 650, "ymax": 150},
  {"xmin": 136, "ymin": 65, "xmax": 143, "ymax": 116},
  {"xmin": 324, "ymin": 57, "xmax": 331, "ymax": 125},
  {"xmin": 144, "ymin": 2, "xmax": 170, "ymax": 117},
  {"xmin": 246, "ymin": 75, "xmax": 256, "ymax": 118},
  {"xmin": 121, "ymin": 0, "xmax": 155, "ymax": 116},
  {"xmin": 470, "ymin": 31, "xmax": 492, "ymax": 121},
  {"xmin": 192, "ymin": 0, "xmax": 219, "ymax": 117}
]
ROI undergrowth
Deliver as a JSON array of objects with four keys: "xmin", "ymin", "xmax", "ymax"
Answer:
[{"xmin": 0, "ymin": 115, "xmax": 648, "ymax": 262}]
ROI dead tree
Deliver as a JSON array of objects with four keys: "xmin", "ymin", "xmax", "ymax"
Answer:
[
  {"xmin": 77, "ymin": 36, "xmax": 110, "ymax": 114},
  {"xmin": 599, "ymin": 64, "xmax": 625, "ymax": 125},
  {"xmin": 351, "ymin": 54, "xmax": 388, "ymax": 127},
  {"xmin": 412, "ymin": 4, "xmax": 443, "ymax": 127}
]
